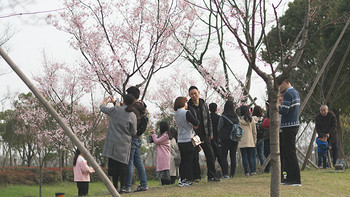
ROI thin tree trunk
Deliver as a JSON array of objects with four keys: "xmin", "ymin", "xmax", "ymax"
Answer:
[{"xmin": 267, "ymin": 78, "xmax": 280, "ymax": 197}]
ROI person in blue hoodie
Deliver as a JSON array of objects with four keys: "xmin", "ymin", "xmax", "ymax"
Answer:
[{"xmin": 316, "ymin": 133, "xmax": 329, "ymax": 169}]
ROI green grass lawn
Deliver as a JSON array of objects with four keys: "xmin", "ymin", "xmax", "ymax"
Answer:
[{"xmin": 1, "ymin": 168, "xmax": 349, "ymax": 197}]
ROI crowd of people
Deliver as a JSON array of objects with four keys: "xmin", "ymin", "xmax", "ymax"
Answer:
[{"xmin": 72, "ymin": 78, "xmax": 340, "ymax": 195}]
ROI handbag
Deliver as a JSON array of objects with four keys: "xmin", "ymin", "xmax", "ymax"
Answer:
[
  {"xmin": 261, "ymin": 118, "xmax": 270, "ymax": 129},
  {"xmin": 191, "ymin": 135, "xmax": 202, "ymax": 147}
]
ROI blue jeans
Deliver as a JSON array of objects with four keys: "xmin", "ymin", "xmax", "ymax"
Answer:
[
  {"xmin": 256, "ymin": 139, "xmax": 264, "ymax": 166},
  {"xmin": 318, "ymin": 152, "xmax": 327, "ymax": 168},
  {"xmin": 126, "ymin": 138, "xmax": 148, "ymax": 189},
  {"xmin": 240, "ymin": 147, "xmax": 256, "ymax": 174}
]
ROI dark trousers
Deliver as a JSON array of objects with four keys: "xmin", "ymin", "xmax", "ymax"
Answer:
[
  {"xmin": 200, "ymin": 137, "xmax": 217, "ymax": 179},
  {"xmin": 170, "ymin": 176, "xmax": 177, "ymax": 184},
  {"xmin": 330, "ymin": 141, "xmax": 338, "ymax": 166},
  {"xmin": 282, "ymin": 127, "xmax": 301, "ymax": 184},
  {"xmin": 264, "ymin": 138, "xmax": 271, "ymax": 173},
  {"xmin": 77, "ymin": 182, "xmax": 89, "ymax": 196},
  {"xmin": 220, "ymin": 140, "xmax": 238, "ymax": 177},
  {"xmin": 192, "ymin": 146, "xmax": 201, "ymax": 180},
  {"xmin": 318, "ymin": 152, "xmax": 328, "ymax": 168},
  {"xmin": 178, "ymin": 142, "xmax": 194, "ymax": 181},
  {"xmin": 280, "ymin": 132, "xmax": 285, "ymax": 181},
  {"xmin": 211, "ymin": 139, "xmax": 223, "ymax": 169},
  {"xmin": 108, "ymin": 158, "xmax": 128, "ymax": 189}
]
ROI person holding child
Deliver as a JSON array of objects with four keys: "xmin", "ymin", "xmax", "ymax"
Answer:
[
  {"xmin": 150, "ymin": 121, "xmax": 171, "ymax": 185},
  {"xmin": 73, "ymin": 149, "xmax": 95, "ymax": 196},
  {"xmin": 316, "ymin": 133, "xmax": 329, "ymax": 169}
]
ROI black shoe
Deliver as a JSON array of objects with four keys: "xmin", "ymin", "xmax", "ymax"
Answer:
[{"xmin": 208, "ymin": 177, "xmax": 221, "ymax": 182}]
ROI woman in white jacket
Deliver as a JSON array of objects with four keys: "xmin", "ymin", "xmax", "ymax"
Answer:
[{"xmin": 238, "ymin": 105, "xmax": 257, "ymax": 176}]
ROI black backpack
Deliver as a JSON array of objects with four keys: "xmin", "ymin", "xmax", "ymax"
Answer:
[
  {"xmin": 221, "ymin": 115, "xmax": 243, "ymax": 142},
  {"xmin": 136, "ymin": 114, "xmax": 149, "ymax": 136}
]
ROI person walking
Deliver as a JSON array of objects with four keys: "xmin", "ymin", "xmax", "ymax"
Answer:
[
  {"xmin": 279, "ymin": 78, "xmax": 302, "ymax": 186},
  {"xmin": 217, "ymin": 100, "xmax": 239, "ymax": 178},
  {"xmin": 187, "ymin": 86, "xmax": 221, "ymax": 182},
  {"xmin": 100, "ymin": 94, "xmax": 137, "ymax": 193}
]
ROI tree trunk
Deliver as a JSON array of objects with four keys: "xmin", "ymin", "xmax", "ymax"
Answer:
[
  {"xmin": 333, "ymin": 108, "xmax": 344, "ymax": 158},
  {"xmin": 267, "ymin": 78, "xmax": 281, "ymax": 197}
]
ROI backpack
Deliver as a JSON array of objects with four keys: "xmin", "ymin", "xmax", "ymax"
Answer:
[
  {"xmin": 136, "ymin": 114, "xmax": 149, "ymax": 136},
  {"xmin": 221, "ymin": 115, "xmax": 243, "ymax": 142}
]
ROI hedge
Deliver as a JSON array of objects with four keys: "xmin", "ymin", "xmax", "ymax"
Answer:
[{"xmin": 0, "ymin": 165, "xmax": 208, "ymax": 185}]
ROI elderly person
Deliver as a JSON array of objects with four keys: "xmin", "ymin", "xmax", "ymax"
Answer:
[
  {"xmin": 100, "ymin": 94, "xmax": 137, "ymax": 194},
  {"xmin": 315, "ymin": 105, "xmax": 338, "ymax": 166}
]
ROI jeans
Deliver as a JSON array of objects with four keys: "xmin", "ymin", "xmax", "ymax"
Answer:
[
  {"xmin": 256, "ymin": 139, "xmax": 264, "ymax": 166},
  {"xmin": 220, "ymin": 140, "xmax": 238, "ymax": 177},
  {"xmin": 240, "ymin": 147, "xmax": 256, "ymax": 174},
  {"xmin": 318, "ymin": 152, "xmax": 328, "ymax": 168},
  {"xmin": 126, "ymin": 138, "xmax": 148, "ymax": 189},
  {"xmin": 282, "ymin": 127, "xmax": 301, "ymax": 184}
]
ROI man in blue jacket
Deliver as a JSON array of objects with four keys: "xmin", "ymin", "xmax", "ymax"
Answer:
[{"xmin": 279, "ymin": 78, "xmax": 301, "ymax": 186}]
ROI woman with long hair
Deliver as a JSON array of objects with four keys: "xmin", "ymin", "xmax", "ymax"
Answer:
[
  {"xmin": 73, "ymin": 149, "xmax": 95, "ymax": 196},
  {"xmin": 150, "ymin": 120, "xmax": 171, "ymax": 185},
  {"xmin": 217, "ymin": 100, "xmax": 239, "ymax": 178},
  {"xmin": 238, "ymin": 105, "xmax": 257, "ymax": 176}
]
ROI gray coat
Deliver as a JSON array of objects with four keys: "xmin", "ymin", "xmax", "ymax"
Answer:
[{"xmin": 100, "ymin": 104, "xmax": 137, "ymax": 164}]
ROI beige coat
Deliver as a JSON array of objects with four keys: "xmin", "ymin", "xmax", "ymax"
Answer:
[{"xmin": 238, "ymin": 117, "xmax": 257, "ymax": 148}]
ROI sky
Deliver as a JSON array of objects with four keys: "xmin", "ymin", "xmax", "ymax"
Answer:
[{"xmin": 0, "ymin": 0, "xmax": 293, "ymax": 112}]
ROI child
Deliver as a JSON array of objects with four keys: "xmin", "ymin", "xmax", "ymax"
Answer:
[
  {"xmin": 316, "ymin": 133, "xmax": 329, "ymax": 169},
  {"xmin": 73, "ymin": 149, "xmax": 95, "ymax": 196},
  {"xmin": 150, "ymin": 121, "xmax": 171, "ymax": 185}
]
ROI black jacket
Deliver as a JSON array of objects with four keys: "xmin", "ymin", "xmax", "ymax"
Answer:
[
  {"xmin": 315, "ymin": 111, "xmax": 337, "ymax": 144},
  {"xmin": 217, "ymin": 113, "xmax": 239, "ymax": 141},
  {"xmin": 187, "ymin": 98, "xmax": 213, "ymax": 138},
  {"xmin": 210, "ymin": 112, "xmax": 221, "ymax": 139}
]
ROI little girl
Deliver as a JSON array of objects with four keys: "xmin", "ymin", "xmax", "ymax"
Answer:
[
  {"xmin": 150, "ymin": 121, "xmax": 171, "ymax": 185},
  {"xmin": 73, "ymin": 149, "xmax": 95, "ymax": 196}
]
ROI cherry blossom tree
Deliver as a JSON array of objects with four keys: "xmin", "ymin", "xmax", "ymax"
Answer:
[
  {"xmin": 47, "ymin": 0, "xmax": 197, "ymax": 99},
  {"xmin": 33, "ymin": 54, "xmax": 108, "ymax": 168},
  {"xmin": 172, "ymin": 0, "xmax": 260, "ymax": 104}
]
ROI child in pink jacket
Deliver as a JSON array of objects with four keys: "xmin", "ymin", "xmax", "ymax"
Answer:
[
  {"xmin": 150, "ymin": 121, "xmax": 171, "ymax": 185},
  {"xmin": 73, "ymin": 149, "xmax": 95, "ymax": 196}
]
